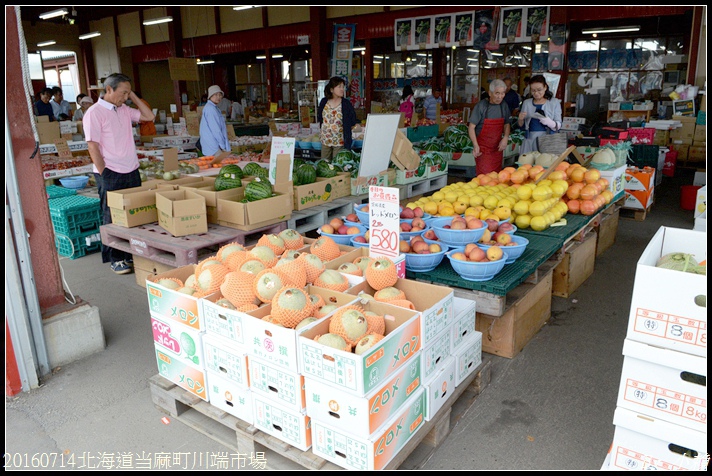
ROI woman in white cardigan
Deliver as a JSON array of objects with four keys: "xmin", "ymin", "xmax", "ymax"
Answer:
[{"xmin": 517, "ymin": 74, "xmax": 562, "ymax": 154}]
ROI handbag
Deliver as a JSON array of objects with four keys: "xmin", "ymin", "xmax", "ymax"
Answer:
[{"xmin": 537, "ymin": 132, "xmax": 569, "ymax": 156}]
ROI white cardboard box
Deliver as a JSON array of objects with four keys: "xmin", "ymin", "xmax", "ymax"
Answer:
[
  {"xmin": 450, "ymin": 297, "xmax": 476, "ymax": 353},
  {"xmin": 206, "ymin": 370, "xmax": 253, "ymax": 424},
  {"xmin": 693, "ymin": 210, "xmax": 706, "ymax": 232},
  {"xmin": 610, "ymin": 407, "xmax": 707, "ymax": 470},
  {"xmin": 423, "ymin": 356, "xmax": 456, "ymax": 421},
  {"xmin": 626, "ymin": 227, "xmax": 707, "ymax": 357},
  {"xmin": 310, "ymin": 387, "xmax": 426, "ymax": 471},
  {"xmin": 155, "ymin": 345, "xmax": 209, "ymax": 401},
  {"xmin": 147, "ymin": 265, "xmax": 206, "ymax": 332},
  {"xmin": 298, "ymin": 300, "xmax": 421, "ymax": 397},
  {"xmin": 616, "ymin": 339, "xmax": 707, "ymax": 432},
  {"xmin": 248, "ymin": 356, "xmax": 306, "ymax": 412},
  {"xmin": 151, "ymin": 313, "xmax": 205, "ymax": 370},
  {"xmin": 455, "ymin": 331, "xmax": 482, "ymax": 386},
  {"xmin": 420, "ymin": 327, "xmax": 452, "ymax": 382},
  {"xmin": 251, "ymin": 394, "xmax": 311, "ymax": 451},
  {"xmin": 202, "ymin": 333, "xmax": 250, "ymax": 389},
  {"xmin": 304, "ymin": 353, "xmax": 421, "ymax": 438},
  {"xmin": 694, "ymin": 185, "xmax": 706, "ymax": 218},
  {"xmin": 599, "ymin": 164, "xmax": 627, "ymax": 196}
]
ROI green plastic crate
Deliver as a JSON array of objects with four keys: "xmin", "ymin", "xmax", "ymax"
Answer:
[
  {"xmin": 629, "ymin": 145, "xmax": 660, "ymax": 169},
  {"xmin": 49, "ymin": 195, "xmax": 101, "ymax": 237},
  {"xmin": 46, "ymin": 185, "xmax": 77, "ymax": 200},
  {"xmin": 406, "ymin": 125, "xmax": 439, "ymax": 143},
  {"xmin": 54, "ymin": 230, "xmax": 102, "ymax": 259}
]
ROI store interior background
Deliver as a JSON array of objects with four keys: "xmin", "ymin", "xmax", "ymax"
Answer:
[{"xmin": 18, "ymin": 6, "xmax": 706, "ymax": 124}]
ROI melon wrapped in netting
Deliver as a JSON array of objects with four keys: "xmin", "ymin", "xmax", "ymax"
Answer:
[
  {"xmin": 220, "ymin": 271, "xmax": 258, "ymax": 307},
  {"xmin": 253, "ymin": 268, "xmax": 289, "ymax": 303},
  {"xmin": 272, "ymin": 287, "xmax": 312, "ymax": 328},
  {"xmin": 257, "ymin": 234, "xmax": 286, "ymax": 256},
  {"xmin": 309, "ymin": 236, "xmax": 341, "ymax": 262},
  {"xmin": 388, "ymin": 299, "xmax": 416, "ymax": 310},
  {"xmin": 247, "ymin": 245, "xmax": 279, "ymax": 268},
  {"xmin": 223, "ymin": 250, "xmax": 250, "ymax": 271},
  {"xmin": 656, "ymin": 253, "xmax": 706, "ymax": 275},
  {"xmin": 365, "ymin": 312, "xmax": 386, "ymax": 335},
  {"xmin": 195, "ymin": 264, "xmax": 230, "ymax": 294},
  {"xmin": 216, "ymin": 242, "xmax": 246, "ymax": 263},
  {"xmin": 279, "ymin": 228, "xmax": 305, "ymax": 250},
  {"xmin": 273, "ymin": 257, "xmax": 307, "ymax": 288},
  {"xmin": 329, "ymin": 305, "xmax": 369, "ymax": 347},
  {"xmin": 236, "ymin": 302, "xmax": 260, "ymax": 313},
  {"xmin": 373, "ymin": 286, "xmax": 406, "ymax": 302},
  {"xmin": 314, "ymin": 269, "xmax": 350, "ymax": 292},
  {"xmin": 308, "ymin": 293, "xmax": 326, "ymax": 313},
  {"xmin": 299, "ymin": 253, "xmax": 325, "ymax": 284},
  {"xmin": 153, "ymin": 277, "xmax": 183, "ymax": 290},
  {"xmin": 194, "ymin": 256, "xmax": 222, "ymax": 279},
  {"xmin": 365, "ymin": 257, "xmax": 398, "ymax": 290}
]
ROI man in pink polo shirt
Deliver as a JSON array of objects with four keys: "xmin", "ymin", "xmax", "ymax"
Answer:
[{"xmin": 83, "ymin": 73, "xmax": 155, "ymax": 275}]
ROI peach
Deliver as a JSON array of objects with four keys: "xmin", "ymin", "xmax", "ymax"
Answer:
[
  {"xmin": 486, "ymin": 245, "xmax": 504, "ymax": 261},
  {"xmin": 451, "ymin": 252, "xmax": 468, "ymax": 261},
  {"xmin": 485, "ymin": 218, "xmax": 499, "ymax": 232},
  {"xmin": 345, "ymin": 213, "xmax": 359, "ymax": 222},
  {"xmin": 411, "ymin": 217, "xmax": 426, "ymax": 229},
  {"xmin": 364, "ymin": 230, "xmax": 370, "ymax": 242},
  {"xmin": 497, "ymin": 222, "xmax": 515, "ymax": 233},
  {"xmin": 400, "ymin": 222, "xmax": 412, "ymax": 232},
  {"xmin": 346, "ymin": 226, "xmax": 362, "ymax": 235},
  {"xmin": 428, "ymin": 243, "xmax": 442, "ymax": 253},
  {"xmin": 400, "ymin": 208, "xmax": 415, "ymax": 219},
  {"xmin": 450, "ymin": 220, "xmax": 467, "ymax": 230},
  {"xmin": 353, "ymin": 235, "xmax": 367, "ymax": 243},
  {"xmin": 467, "ymin": 218, "xmax": 485, "ymax": 230},
  {"xmin": 494, "ymin": 232, "xmax": 512, "ymax": 245},
  {"xmin": 423, "ymin": 229, "xmax": 438, "ymax": 240},
  {"xmin": 399, "ymin": 240, "xmax": 411, "ymax": 253},
  {"xmin": 321, "ymin": 224, "xmax": 335, "ymax": 234},
  {"xmin": 330, "ymin": 217, "xmax": 344, "ymax": 230},
  {"xmin": 413, "ymin": 207, "xmax": 424, "ymax": 218},
  {"xmin": 338, "ymin": 224, "xmax": 350, "ymax": 235},
  {"xmin": 410, "ymin": 235, "xmax": 425, "ymax": 246},
  {"xmin": 464, "ymin": 243, "xmax": 479, "ymax": 255},
  {"xmin": 468, "ymin": 246, "xmax": 486, "ymax": 262},
  {"xmin": 412, "ymin": 241, "xmax": 430, "ymax": 254}
]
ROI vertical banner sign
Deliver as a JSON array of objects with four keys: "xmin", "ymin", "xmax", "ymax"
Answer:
[
  {"xmin": 269, "ymin": 136, "xmax": 295, "ymax": 184},
  {"xmin": 368, "ymin": 186, "xmax": 400, "ymax": 261},
  {"xmin": 332, "ymin": 24, "xmax": 355, "ymax": 82},
  {"xmin": 548, "ymin": 23, "xmax": 567, "ymax": 71},
  {"xmin": 350, "ymin": 55, "xmax": 364, "ymax": 109}
]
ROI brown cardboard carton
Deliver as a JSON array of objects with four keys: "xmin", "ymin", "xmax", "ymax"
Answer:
[
  {"xmin": 293, "ymin": 178, "xmax": 333, "ymax": 210},
  {"xmin": 107, "ymin": 184, "xmax": 161, "ymax": 227},
  {"xmin": 693, "ymin": 124, "xmax": 706, "ymax": 143},
  {"xmin": 216, "ymin": 154, "xmax": 293, "ymax": 230},
  {"xmin": 37, "ymin": 121, "xmax": 60, "ymax": 144},
  {"xmin": 390, "ymin": 129, "xmax": 421, "ymax": 171},
  {"xmin": 156, "ymin": 189, "xmax": 208, "ymax": 237},
  {"xmin": 183, "ymin": 179, "xmax": 243, "ymax": 224},
  {"xmin": 688, "ymin": 145, "xmax": 706, "ymax": 162}
]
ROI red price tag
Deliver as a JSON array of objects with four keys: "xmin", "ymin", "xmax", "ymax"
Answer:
[{"xmin": 368, "ymin": 186, "xmax": 400, "ymax": 260}]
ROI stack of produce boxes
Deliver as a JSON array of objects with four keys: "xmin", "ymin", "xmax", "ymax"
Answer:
[
  {"xmin": 147, "ymin": 265, "xmax": 210, "ymax": 402},
  {"xmin": 604, "ymin": 226, "xmax": 707, "ymax": 470},
  {"xmin": 623, "ymin": 166, "xmax": 655, "ymax": 211}
]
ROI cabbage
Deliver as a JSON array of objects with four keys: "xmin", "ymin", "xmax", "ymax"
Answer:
[
  {"xmin": 535, "ymin": 153, "xmax": 559, "ymax": 168},
  {"xmin": 518, "ymin": 152, "xmax": 539, "ymax": 165},
  {"xmin": 655, "ymin": 252, "xmax": 705, "ymax": 274}
]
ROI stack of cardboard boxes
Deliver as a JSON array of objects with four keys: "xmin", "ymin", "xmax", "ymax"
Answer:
[
  {"xmin": 603, "ymin": 226, "xmax": 707, "ymax": 470},
  {"xmin": 623, "ymin": 167, "xmax": 655, "ymax": 211}
]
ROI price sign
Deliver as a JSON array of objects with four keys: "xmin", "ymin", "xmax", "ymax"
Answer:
[
  {"xmin": 270, "ymin": 102, "xmax": 279, "ymax": 113},
  {"xmin": 368, "ymin": 186, "xmax": 401, "ymax": 260},
  {"xmin": 54, "ymin": 139, "xmax": 73, "ymax": 158},
  {"xmin": 269, "ymin": 136, "xmax": 295, "ymax": 184}
]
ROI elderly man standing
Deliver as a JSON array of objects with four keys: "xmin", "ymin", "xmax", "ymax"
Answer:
[
  {"xmin": 83, "ymin": 73, "xmax": 155, "ymax": 275},
  {"xmin": 199, "ymin": 85, "xmax": 231, "ymax": 157},
  {"xmin": 467, "ymin": 79, "xmax": 511, "ymax": 176}
]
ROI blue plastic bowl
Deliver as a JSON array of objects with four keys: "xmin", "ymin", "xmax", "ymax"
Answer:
[
  {"xmin": 352, "ymin": 139, "xmax": 363, "ymax": 149},
  {"xmin": 478, "ymin": 235, "xmax": 529, "ymax": 264},
  {"xmin": 501, "ymin": 224, "xmax": 518, "ymax": 235},
  {"xmin": 59, "ymin": 175, "xmax": 89, "ymax": 189},
  {"xmin": 311, "ymin": 142, "xmax": 322, "ymax": 151},
  {"xmin": 318, "ymin": 224, "xmax": 367, "ymax": 245},
  {"xmin": 400, "ymin": 212, "xmax": 432, "ymax": 225},
  {"xmin": 350, "ymin": 236, "xmax": 369, "ymax": 248},
  {"xmin": 344, "ymin": 218, "xmax": 367, "ymax": 228},
  {"xmin": 354, "ymin": 204, "xmax": 370, "ymax": 227},
  {"xmin": 405, "ymin": 244, "xmax": 450, "ymax": 273},
  {"xmin": 400, "ymin": 225, "xmax": 430, "ymax": 241},
  {"xmin": 298, "ymin": 141, "xmax": 311, "ymax": 149},
  {"xmin": 446, "ymin": 249, "xmax": 506, "ymax": 282},
  {"xmin": 429, "ymin": 216, "xmax": 486, "ymax": 247}
]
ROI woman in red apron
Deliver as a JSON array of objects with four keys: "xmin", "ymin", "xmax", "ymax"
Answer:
[{"xmin": 467, "ymin": 79, "xmax": 511, "ymax": 176}]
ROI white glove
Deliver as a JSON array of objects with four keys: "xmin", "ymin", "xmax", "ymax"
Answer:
[{"xmin": 540, "ymin": 117, "xmax": 557, "ymax": 129}]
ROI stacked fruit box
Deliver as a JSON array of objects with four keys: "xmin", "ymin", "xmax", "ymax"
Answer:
[{"xmin": 604, "ymin": 226, "xmax": 707, "ymax": 471}]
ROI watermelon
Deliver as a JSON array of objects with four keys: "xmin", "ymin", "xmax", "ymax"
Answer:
[
  {"xmin": 244, "ymin": 178, "xmax": 273, "ymax": 201},
  {"xmin": 243, "ymin": 162, "xmax": 266, "ymax": 177},
  {"xmin": 215, "ymin": 164, "xmax": 244, "ymax": 191},
  {"xmin": 316, "ymin": 160, "xmax": 340, "ymax": 178},
  {"xmin": 295, "ymin": 163, "xmax": 317, "ymax": 185}
]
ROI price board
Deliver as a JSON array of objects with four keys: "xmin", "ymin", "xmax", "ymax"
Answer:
[
  {"xmin": 368, "ymin": 186, "xmax": 401, "ymax": 260},
  {"xmin": 268, "ymin": 136, "xmax": 295, "ymax": 184}
]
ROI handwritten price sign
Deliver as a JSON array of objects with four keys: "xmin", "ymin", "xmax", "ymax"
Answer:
[
  {"xmin": 369, "ymin": 186, "xmax": 400, "ymax": 260},
  {"xmin": 269, "ymin": 136, "xmax": 295, "ymax": 184}
]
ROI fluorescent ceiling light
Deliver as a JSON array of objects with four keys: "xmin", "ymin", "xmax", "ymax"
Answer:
[
  {"xmin": 79, "ymin": 32, "xmax": 101, "ymax": 40},
  {"xmin": 416, "ymin": 53, "xmax": 427, "ymax": 57},
  {"xmin": 233, "ymin": 5, "xmax": 259, "ymax": 11},
  {"xmin": 272, "ymin": 54, "xmax": 283, "ymax": 59},
  {"xmin": 352, "ymin": 47, "xmax": 365, "ymax": 52},
  {"xmin": 37, "ymin": 40, "xmax": 57, "ymax": 47},
  {"xmin": 582, "ymin": 26, "xmax": 639, "ymax": 35},
  {"xmin": 143, "ymin": 16, "xmax": 173, "ymax": 26},
  {"xmin": 197, "ymin": 60, "xmax": 214, "ymax": 65},
  {"xmin": 491, "ymin": 52, "xmax": 503, "ymax": 56},
  {"xmin": 374, "ymin": 55, "xmax": 383, "ymax": 59},
  {"xmin": 256, "ymin": 55, "xmax": 266, "ymax": 60},
  {"xmin": 39, "ymin": 8, "xmax": 68, "ymax": 20}
]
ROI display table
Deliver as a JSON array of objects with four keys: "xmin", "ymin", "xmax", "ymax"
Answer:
[{"xmin": 228, "ymin": 122, "xmax": 270, "ymax": 137}]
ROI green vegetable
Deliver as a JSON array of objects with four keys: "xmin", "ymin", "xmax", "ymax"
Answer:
[{"xmin": 244, "ymin": 178, "xmax": 273, "ymax": 201}]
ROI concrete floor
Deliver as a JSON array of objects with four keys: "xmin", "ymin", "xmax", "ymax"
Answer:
[{"xmin": 5, "ymin": 167, "xmax": 701, "ymax": 470}]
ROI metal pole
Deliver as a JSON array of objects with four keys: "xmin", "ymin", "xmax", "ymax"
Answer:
[{"xmin": 5, "ymin": 110, "xmax": 51, "ymax": 386}]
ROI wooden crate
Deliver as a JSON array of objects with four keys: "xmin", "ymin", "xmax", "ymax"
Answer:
[
  {"xmin": 595, "ymin": 209, "xmax": 619, "ymax": 257},
  {"xmin": 552, "ymin": 231, "xmax": 597, "ymax": 298},
  {"xmin": 475, "ymin": 269, "xmax": 553, "ymax": 359},
  {"xmin": 133, "ymin": 255, "xmax": 175, "ymax": 288}
]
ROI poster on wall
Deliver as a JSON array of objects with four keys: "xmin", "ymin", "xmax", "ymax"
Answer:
[
  {"xmin": 485, "ymin": 7, "xmax": 501, "ymax": 51},
  {"xmin": 453, "ymin": 12, "xmax": 474, "ymax": 46},
  {"xmin": 472, "ymin": 10, "xmax": 495, "ymax": 51},
  {"xmin": 395, "ymin": 19, "xmax": 413, "ymax": 51},
  {"xmin": 548, "ymin": 23, "xmax": 567, "ymax": 71},
  {"xmin": 414, "ymin": 17, "xmax": 434, "ymax": 50},
  {"xmin": 434, "ymin": 15, "xmax": 452, "ymax": 48},
  {"xmin": 500, "ymin": 6, "xmax": 549, "ymax": 44},
  {"xmin": 331, "ymin": 24, "xmax": 355, "ymax": 81}
]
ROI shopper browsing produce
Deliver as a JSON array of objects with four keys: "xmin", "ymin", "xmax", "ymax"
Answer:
[
  {"xmin": 517, "ymin": 74, "xmax": 562, "ymax": 154},
  {"xmin": 423, "ymin": 86, "xmax": 443, "ymax": 120},
  {"xmin": 467, "ymin": 79, "xmax": 511, "ymax": 176},
  {"xmin": 199, "ymin": 85, "xmax": 231, "ymax": 157},
  {"xmin": 34, "ymin": 87, "xmax": 56, "ymax": 121},
  {"xmin": 317, "ymin": 76, "xmax": 357, "ymax": 161}
]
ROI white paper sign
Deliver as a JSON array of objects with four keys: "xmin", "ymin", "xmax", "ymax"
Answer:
[
  {"xmin": 269, "ymin": 136, "xmax": 295, "ymax": 184},
  {"xmin": 368, "ymin": 186, "xmax": 401, "ymax": 260},
  {"xmin": 359, "ymin": 114, "xmax": 401, "ymax": 177}
]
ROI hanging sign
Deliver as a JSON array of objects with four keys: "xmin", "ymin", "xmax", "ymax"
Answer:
[
  {"xmin": 269, "ymin": 136, "xmax": 295, "ymax": 184},
  {"xmin": 368, "ymin": 186, "xmax": 401, "ymax": 261},
  {"xmin": 331, "ymin": 24, "xmax": 355, "ymax": 82},
  {"xmin": 168, "ymin": 57, "xmax": 199, "ymax": 82}
]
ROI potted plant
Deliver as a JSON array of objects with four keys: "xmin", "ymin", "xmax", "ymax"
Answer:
[
  {"xmin": 503, "ymin": 11, "xmax": 522, "ymax": 43},
  {"xmin": 527, "ymin": 8, "xmax": 547, "ymax": 42}
]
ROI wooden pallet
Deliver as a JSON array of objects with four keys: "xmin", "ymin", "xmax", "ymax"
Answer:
[
  {"xmin": 100, "ymin": 221, "xmax": 285, "ymax": 267},
  {"xmin": 620, "ymin": 205, "xmax": 651, "ymax": 222},
  {"xmin": 149, "ymin": 358, "xmax": 491, "ymax": 470},
  {"xmin": 287, "ymin": 198, "xmax": 356, "ymax": 234}
]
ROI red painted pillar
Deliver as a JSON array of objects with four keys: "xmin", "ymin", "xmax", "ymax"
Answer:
[
  {"xmin": 5, "ymin": 322, "xmax": 23, "ymax": 396},
  {"xmin": 6, "ymin": 6, "xmax": 66, "ymax": 311}
]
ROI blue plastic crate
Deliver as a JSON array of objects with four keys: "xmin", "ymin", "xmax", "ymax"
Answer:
[
  {"xmin": 46, "ymin": 185, "xmax": 77, "ymax": 200},
  {"xmin": 54, "ymin": 230, "xmax": 102, "ymax": 259}
]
